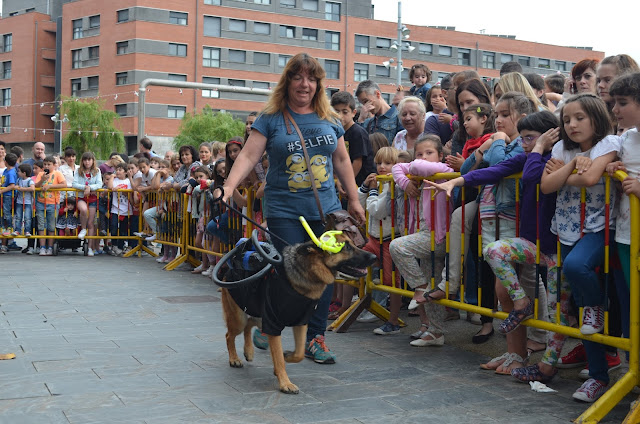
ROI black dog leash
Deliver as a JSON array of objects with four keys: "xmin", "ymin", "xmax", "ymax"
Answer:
[{"xmin": 211, "ymin": 190, "xmax": 291, "ymax": 247}]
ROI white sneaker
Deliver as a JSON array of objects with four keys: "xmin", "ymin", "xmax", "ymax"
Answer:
[
  {"xmin": 46, "ymin": 248, "xmax": 53, "ymax": 256},
  {"xmin": 145, "ymin": 234, "xmax": 157, "ymax": 242},
  {"xmin": 202, "ymin": 266, "xmax": 215, "ymax": 277},
  {"xmin": 39, "ymin": 247, "xmax": 47, "ymax": 256},
  {"xmin": 191, "ymin": 264, "xmax": 205, "ymax": 274},
  {"xmin": 356, "ymin": 310, "xmax": 378, "ymax": 323},
  {"xmin": 26, "ymin": 247, "xmax": 34, "ymax": 255},
  {"xmin": 580, "ymin": 306, "xmax": 604, "ymax": 335},
  {"xmin": 87, "ymin": 248, "xmax": 94, "ymax": 257},
  {"xmin": 77, "ymin": 229, "xmax": 87, "ymax": 240}
]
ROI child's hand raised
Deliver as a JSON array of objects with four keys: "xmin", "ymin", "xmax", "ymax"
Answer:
[
  {"xmin": 621, "ymin": 177, "xmax": 640, "ymax": 197},
  {"xmin": 535, "ymin": 128, "xmax": 560, "ymax": 152},
  {"xmin": 606, "ymin": 161, "xmax": 626, "ymax": 176},
  {"xmin": 437, "ymin": 113, "xmax": 452, "ymax": 125},
  {"xmin": 404, "ymin": 179, "xmax": 420, "ymax": 198},
  {"xmin": 445, "ymin": 153, "xmax": 464, "ymax": 171}
]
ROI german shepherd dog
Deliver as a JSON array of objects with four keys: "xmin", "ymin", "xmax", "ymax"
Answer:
[{"xmin": 220, "ymin": 232, "xmax": 376, "ymax": 394}]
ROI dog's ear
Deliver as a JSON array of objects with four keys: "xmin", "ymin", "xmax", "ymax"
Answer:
[{"xmin": 324, "ymin": 213, "xmax": 337, "ymax": 231}]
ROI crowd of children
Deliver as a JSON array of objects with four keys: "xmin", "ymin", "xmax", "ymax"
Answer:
[{"xmin": 2, "ymin": 56, "xmax": 640, "ymax": 407}]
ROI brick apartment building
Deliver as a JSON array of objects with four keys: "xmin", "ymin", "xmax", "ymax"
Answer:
[{"xmin": 0, "ymin": 0, "xmax": 604, "ymax": 154}]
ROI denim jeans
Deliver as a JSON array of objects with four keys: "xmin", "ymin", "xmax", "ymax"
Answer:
[
  {"xmin": 2, "ymin": 197, "xmax": 12, "ymax": 228},
  {"xmin": 267, "ymin": 217, "xmax": 329, "ymax": 343},
  {"xmin": 561, "ymin": 229, "xmax": 611, "ymax": 384},
  {"xmin": 14, "ymin": 203, "xmax": 32, "ymax": 234},
  {"xmin": 36, "ymin": 203, "xmax": 56, "ymax": 232}
]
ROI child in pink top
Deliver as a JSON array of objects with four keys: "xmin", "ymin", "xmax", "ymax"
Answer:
[{"xmin": 389, "ymin": 134, "xmax": 453, "ymax": 345}]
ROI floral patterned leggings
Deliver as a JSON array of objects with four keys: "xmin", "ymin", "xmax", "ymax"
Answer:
[{"xmin": 485, "ymin": 237, "xmax": 572, "ymax": 366}]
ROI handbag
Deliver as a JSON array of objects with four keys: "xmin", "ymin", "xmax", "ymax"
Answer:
[{"xmin": 283, "ymin": 110, "xmax": 367, "ymax": 248}]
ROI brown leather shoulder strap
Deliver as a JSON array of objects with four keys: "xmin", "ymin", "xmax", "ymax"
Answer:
[{"xmin": 283, "ymin": 110, "xmax": 325, "ymax": 225}]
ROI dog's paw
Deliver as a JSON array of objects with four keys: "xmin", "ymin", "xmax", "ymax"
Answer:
[
  {"xmin": 283, "ymin": 350, "xmax": 304, "ymax": 363},
  {"xmin": 229, "ymin": 359, "xmax": 244, "ymax": 368},
  {"xmin": 244, "ymin": 350, "xmax": 254, "ymax": 362},
  {"xmin": 279, "ymin": 382, "xmax": 299, "ymax": 394}
]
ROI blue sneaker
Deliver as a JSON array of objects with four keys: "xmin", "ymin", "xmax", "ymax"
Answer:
[
  {"xmin": 373, "ymin": 321, "xmax": 401, "ymax": 335},
  {"xmin": 252, "ymin": 327, "xmax": 268, "ymax": 350},
  {"xmin": 304, "ymin": 335, "xmax": 336, "ymax": 364},
  {"xmin": 7, "ymin": 242, "xmax": 21, "ymax": 251}
]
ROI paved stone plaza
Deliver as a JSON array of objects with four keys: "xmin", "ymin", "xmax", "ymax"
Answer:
[{"xmin": 0, "ymin": 251, "xmax": 634, "ymax": 423}]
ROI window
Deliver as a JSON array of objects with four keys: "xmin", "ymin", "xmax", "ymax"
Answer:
[
  {"xmin": 169, "ymin": 43, "xmax": 187, "ymax": 57},
  {"xmin": 71, "ymin": 78, "xmax": 81, "ymax": 96},
  {"xmin": 325, "ymin": 31, "xmax": 339, "ymax": 50},
  {"xmin": 89, "ymin": 15, "xmax": 100, "ymax": 29},
  {"xmin": 402, "ymin": 68, "xmax": 409, "ymax": 81},
  {"xmin": 438, "ymin": 45, "xmax": 452, "ymax": 56},
  {"xmin": 376, "ymin": 65, "xmax": 390, "ymax": 78},
  {"xmin": 538, "ymin": 58, "xmax": 550, "ymax": 69},
  {"xmin": 279, "ymin": 25, "xmax": 295, "ymax": 38},
  {"xmin": 518, "ymin": 56, "xmax": 530, "ymax": 67},
  {"xmin": 501, "ymin": 54, "xmax": 513, "ymax": 63},
  {"xmin": 325, "ymin": 60, "xmax": 339, "ymax": 79},
  {"xmin": 202, "ymin": 77, "xmax": 220, "ymax": 98},
  {"xmin": 228, "ymin": 79, "xmax": 245, "ymax": 87},
  {"xmin": 254, "ymin": 0, "xmax": 271, "ymax": 4},
  {"xmin": 280, "ymin": 0, "xmax": 295, "ymax": 8},
  {"xmin": 0, "ymin": 116, "xmax": 10, "ymax": 133},
  {"xmin": 168, "ymin": 74, "xmax": 187, "ymax": 81},
  {"xmin": 2, "ymin": 62, "xmax": 11, "ymax": 79},
  {"xmin": 376, "ymin": 38, "xmax": 391, "ymax": 49},
  {"xmin": 204, "ymin": 0, "xmax": 221, "ymax": 4},
  {"xmin": 457, "ymin": 48, "xmax": 470, "ymax": 66},
  {"xmin": 116, "ymin": 41, "xmax": 129, "ymax": 55},
  {"xmin": 254, "ymin": 22, "xmax": 270, "ymax": 35},
  {"xmin": 116, "ymin": 72, "xmax": 128, "ymax": 85},
  {"xmin": 229, "ymin": 50, "xmax": 246, "ymax": 63},
  {"xmin": 254, "ymin": 52, "xmax": 270, "ymax": 65},
  {"xmin": 419, "ymin": 43, "xmax": 432, "ymax": 55},
  {"xmin": 555, "ymin": 60, "xmax": 567, "ymax": 72},
  {"xmin": 254, "ymin": 81, "xmax": 270, "ymax": 90},
  {"xmin": 88, "ymin": 46, "xmax": 99, "ymax": 59},
  {"xmin": 115, "ymin": 104, "xmax": 128, "ymax": 117},
  {"xmin": 1, "ymin": 88, "xmax": 11, "ymax": 107},
  {"xmin": 325, "ymin": 1, "xmax": 340, "ymax": 21},
  {"xmin": 168, "ymin": 106, "xmax": 186, "ymax": 119},
  {"xmin": 229, "ymin": 19, "xmax": 246, "ymax": 32},
  {"xmin": 203, "ymin": 47, "xmax": 220, "ymax": 67},
  {"xmin": 482, "ymin": 52, "xmax": 495, "ymax": 69},
  {"xmin": 1, "ymin": 34, "xmax": 12, "ymax": 53},
  {"xmin": 169, "ymin": 11, "xmax": 187, "ymax": 25},
  {"xmin": 302, "ymin": 0, "xmax": 318, "ymax": 10},
  {"xmin": 72, "ymin": 19, "xmax": 83, "ymax": 39},
  {"xmin": 71, "ymin": 49, "xmax": 81, "ymax": 69},
  {"xmin": 117, "ymin": 9, "xmax": 129, "ymax": 23},
  {"xmin": 87, "ymin": 76, "xmax": 99, "ymax": 89},
  {"xmin": 354, "ymin": 35, "xmax": 369, "ymax": 54},
  {"xmin": 204, "ymin": 16, "xmax": 221, "ymax": 38},
  {"xmin": 302, "ymin": 28, "xmax": 317, "ymax": 41},
  {"xmin": 278, "ymin": 55, "xmax": 291, "ymax": 67},
  {"xmin": 354, "ymin": 63, "xmax": 368, "ymax": 82}
]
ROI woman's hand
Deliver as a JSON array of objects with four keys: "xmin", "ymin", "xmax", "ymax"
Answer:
[
  {"xmin": 545, "ymin": 158, "xmax": 565, "ymax": 174},
  {"xmin": 84, "ymin": 186, "xmax": 91, "ymax": 196},
  {"xmin": 445, "ymin": 153, "xmax": 464, "ymax": 171},
  {"xmin": 575, "ymin": 156, "xmax": 592, "ymax": 175},
  {"xmin": 606, "ymin": 160, "xmax": 626, "ymax": 176},
  {"xmin": 347, "ymin": 199, "xmax": 366, "ymax": 226}
]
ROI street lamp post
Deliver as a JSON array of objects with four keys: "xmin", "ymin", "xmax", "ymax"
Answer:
[{"xmin": 384, "ymin": 2, "xmax": 414, "ymax": 88}]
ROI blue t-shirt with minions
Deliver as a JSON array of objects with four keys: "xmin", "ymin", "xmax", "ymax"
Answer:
[
  {"xmin": 1, "ymin": 167, "xmax": 17, "ymax": 199},
  {"xmin": 251, "ymin": 108, "xmax": 345, "ymax": 221}
]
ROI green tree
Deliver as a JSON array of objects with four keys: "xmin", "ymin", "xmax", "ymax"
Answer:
[
  {"xmin": 60, "ymin": 97, "xmax": 125, "ymax": 160},
  {"xmin": 173, "ymin": 106, "xmax": 245, "ymax": 149}
]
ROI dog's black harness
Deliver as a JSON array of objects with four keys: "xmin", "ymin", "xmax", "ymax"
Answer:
[{"xmin": 221, "ymin": 238, "xmax": 318, "ymax": 337}]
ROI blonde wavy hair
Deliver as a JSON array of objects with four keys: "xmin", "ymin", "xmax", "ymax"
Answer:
[
  {"xmin": 262, "ymin": 53, "xmax": 338, "ymax": 121},
  {"xmin": 499, "ymin": 72, "xmax": 548, "ymax": 111}
]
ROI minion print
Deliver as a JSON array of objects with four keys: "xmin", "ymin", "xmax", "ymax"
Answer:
[{"xmin": 285, "ymin": 152, "xmax": 329, "ymax": 192}]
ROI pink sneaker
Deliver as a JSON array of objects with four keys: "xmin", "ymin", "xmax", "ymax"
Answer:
[{"xmin": 572, "ymin": 378, "xmax": 608, "ymax": 402}]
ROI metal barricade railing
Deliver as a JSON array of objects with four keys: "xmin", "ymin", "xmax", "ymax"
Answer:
[{"xmin": 327, "ymin": 171, "xmax": 638, "ymax": 424}]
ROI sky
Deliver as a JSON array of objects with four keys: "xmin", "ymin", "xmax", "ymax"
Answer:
[{"xmin": 371, "ymin": 0, "xmax": 640, "ymax": 66}]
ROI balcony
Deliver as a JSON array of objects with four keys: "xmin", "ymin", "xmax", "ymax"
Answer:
[
  {"xmin": 41, "ymin": 75, "xmax": 55, "ymax": 88},
  {"xmin": 41, "ymin": 48, "xmax": 56, "ymax": 61}
]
